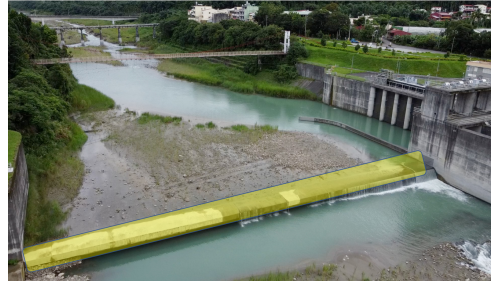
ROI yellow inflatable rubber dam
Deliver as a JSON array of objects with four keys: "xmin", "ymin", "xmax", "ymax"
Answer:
[{"xmin": 24, "ymin": 151, "xmax": 426, "ymax": 271}]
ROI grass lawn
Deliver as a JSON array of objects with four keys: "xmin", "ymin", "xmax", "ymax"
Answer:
[
  {"xmin": 68, "ymin": 46, "xmax": 124, "ymax": 66},
  {"xmin": 158, "ymin": 58, "xmax": 318, "ymax": 100},
  {"xmin": 8, "ymin": 131, "xmax": 22, "ymax": 183},
  {"xmin": 302, "ymin": 44, "xmax": 466, "ymax": 78}
]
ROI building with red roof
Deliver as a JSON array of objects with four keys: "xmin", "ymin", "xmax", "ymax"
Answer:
[
  {"xmin": 387, "ymin": 29, "xmax": 412, "ymax": 40},
  {"xmin": 429, "ymin": 12, "xmax": 452, "ymax": 21}
]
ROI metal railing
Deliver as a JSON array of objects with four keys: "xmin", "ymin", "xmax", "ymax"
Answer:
[
  {"xmin": 31, "ymin": 51, "xmax": 286, "ymax": 65},
  {"xmin": 50, "ymin": 24, "xmax": 158, "ymax": 31}
]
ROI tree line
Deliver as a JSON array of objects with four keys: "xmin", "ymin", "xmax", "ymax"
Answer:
[{"xmin": 392, "ymin": 21, "xmax": 490, "ymax": 58}]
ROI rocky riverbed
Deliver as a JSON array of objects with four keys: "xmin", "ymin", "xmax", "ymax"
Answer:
[{"xmin": 60, "ymin": 109, "xmax": 361, "ymax": 235}]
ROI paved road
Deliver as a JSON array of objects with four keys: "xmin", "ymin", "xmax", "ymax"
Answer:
[{"xmin": 380, "ymin": 38, "xmax": 446, "ymax": 55}]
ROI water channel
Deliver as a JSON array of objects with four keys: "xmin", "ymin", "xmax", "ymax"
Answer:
[{"xmin": 65, "ymin": 29, "xmax": 490, "ymax": 280}]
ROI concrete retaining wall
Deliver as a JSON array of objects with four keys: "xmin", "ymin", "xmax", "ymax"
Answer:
[
  {"xmin": 409, "ymin": 113, "xmax": 491, "ymax": 203},
  {"xmin": 331, "ymin": 75, "xmax": 372, "ymax": 115},
  {"xmin": 295, "ymin": 63, "xmax": 325, "ymax": 81},
  {"xmin": 8, "ymin": 144, "xmax": 29, "ymax": 261}
]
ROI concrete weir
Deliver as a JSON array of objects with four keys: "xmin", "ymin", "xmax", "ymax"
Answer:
[{"xmin": 24, "ymin": 153, "xmax": 425, "ymax": 271}]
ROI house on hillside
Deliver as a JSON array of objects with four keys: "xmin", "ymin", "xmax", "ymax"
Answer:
[
  {"xmin": 429, "ymin": 12, "xmax": 452, "ymax": 21},
  {"xmin": 431, "ymin": 7, "xmax": 442, "ymax": 13},
  {"xmin": 474, "ymin": 4, "xmax": 488, "ymax": 14},
  {"xmin": 459, "ymin": 4, "xmax": 475, "ymax": 14},
  {"xmin": 387, "ymin": 29, "xmax": 411, "ymax": 40}
]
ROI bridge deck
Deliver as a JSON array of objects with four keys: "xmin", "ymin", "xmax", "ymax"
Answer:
[
  {"xmin": 31, "ymin": 51, "xmax": 285, "ymax": 65},
  {"xmin": 50, "ymin": 24, "xmax": 158, "ymax": 30}
]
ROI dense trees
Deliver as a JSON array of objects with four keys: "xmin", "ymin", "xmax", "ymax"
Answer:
[
  {"xmin": 392, "ymin": 21, "xmax": 490, "ymax": 58},
  {"xmin": 159, "ymin": 17, "xmax": 284, "ymax": 52},
  {"xmin": 8, "ymin": 9, "xmax": 78, "ymax": 152}
]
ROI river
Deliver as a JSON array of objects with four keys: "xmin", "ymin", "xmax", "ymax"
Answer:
[{"xmin": 65, "ymin": 29, "xmax": 490, "ymax": 280}]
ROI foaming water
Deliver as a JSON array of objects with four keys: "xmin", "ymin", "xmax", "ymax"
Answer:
[{"xmin": 456, "ymin": 240, "xmax": 491, "ymax": 274}]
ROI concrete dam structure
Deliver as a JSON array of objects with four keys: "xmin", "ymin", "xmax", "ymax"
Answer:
[
  {"xmin": 296, "ymin": 63, "xmax": 491, "ymax": 203},
  {"xmin": 24, "ymin": 153, "xmax": 425, "ymax": 271}
]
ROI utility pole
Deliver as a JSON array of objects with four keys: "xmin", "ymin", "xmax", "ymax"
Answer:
[
  {"xmin": 436, "ymin": 59, "xmax": 440, "ymax": 77},
  {"xmin": 451, "ymin": 30, "xmax": 458, "ymax": 54}
]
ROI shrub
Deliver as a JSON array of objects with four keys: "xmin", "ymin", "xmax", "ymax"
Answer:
[
  {"xmin": 378, "ymin": 47, "xmax": 382, "ymax": 53},
  {"xmin": 362, "ymin": 45, "xmax": 369, "ymax": 53},
  {"xmin": 342, "ymin": 41, "xmax": 347, "ymax": 49},
  {"xmin": 206, "ymin": 121, "xmax": 216, "ymax": 129},
  {"xmin": 195, "ymin": 123, "xmax": 205, "ymax": 129},
  {"xmin": 332, "ymin": 40, "xmax": 337, "ymax": 47},
  {"xmin": 231, "ymin": 124, "xmax": 249, "ymax": 132},
  {"xmin": 355, "ymin": 44, "xmax": 360, "ymax": 51},
  {"xmin": 392, "ymin": 49, "xmax": 396, "ymax": 56},
  {"xmin": 444, "ymin": 51, "xmax": 450, "ymax": 58},
  {"xmin": 321, "ymin": 36, "xmax": 327, "ymax": 46}
]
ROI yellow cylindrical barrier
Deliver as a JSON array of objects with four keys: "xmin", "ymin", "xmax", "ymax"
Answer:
[{"xmin": 24, "ymin": 152, "xmax": 425, "ymax": 271}]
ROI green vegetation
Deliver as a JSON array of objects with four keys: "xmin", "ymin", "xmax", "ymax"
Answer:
[
  {"xmin": 71, "ymin": 84, "xmax": 115, "ymax": 112},
  {"xmin": 137, "ymin": 112, "xmax": 182, "ymax": 125},
  {"xmin": 8, "ymin": 131, "xmax": 22, "ymax": 183},
  {"xmin": 158, "ymin": 58, "xmax": 318, "ymax": 100},
  {"xmin": 8, "ymin": 259, "xmax": 19, "ymax": 265},
  {"xmin": 65, "ymin": 19, "xmax": 113, "ymax": 26},
  {"xmin": 8, "ymin": 9, "xmax": 116, "ymax": 246},
  {"xmin": 195, "ymin": 123, "xmax": 205, "ymax": 129},
  {"xmin": 230, "ymin": 124, "xmax": 278, "ymax": 133},
  {"xmin": 231, "ymin": 125, "xmax": 249, "ymax": 132},
  {"xmin": 303, "ymin": 44, "xmax": 466, "ymax": 78},
  {"xmin": 206, "ymin": 121, "xmax": 217, "ymax": 129}
]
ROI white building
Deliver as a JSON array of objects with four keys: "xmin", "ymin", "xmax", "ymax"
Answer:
[
  {"xmin": 474, "ymin": 4, "xmax": 488, "ymax": 14},
  {"xmin": 188, "ymin": 5, "xmax": 214, "ymax": 22},
  {"xmin": 431, "ymin": 7, "xmax": 442, "ymax": 13},
  {"xmin": 459, "ymin": 5, "xmax": 475, "ymax": 13}
]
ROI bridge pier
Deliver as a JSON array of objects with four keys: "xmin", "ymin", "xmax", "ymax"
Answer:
[
  {"xmin": 80, "ymin": 28, "xmax": 85, "ymax": 46},
  {"xmin": 367, "ymin": 87, "xmax": 376, "ymax": 117},
  {"xmin": 118, "ymin": 27, "xmax": 122, "ymax": 45},
  {"xmin": 379, "ymin": 90, "xmax": 387, "ymax": 121},
  {"xmin": 258, "ymin": 55, "xmax": 262, "ymax": 71},
  {"xmin": 135, "ymin": 26, "xmax": 140, "ymax": 43},
  {"xmin": 403, "ymin": 97, "xmax": 413, "ymax": 130},
  {"xmin": 153, "ymin": 26, "xmax": 156, "ymax": 39},
  {"xmin": 59, "ymin": 31, "xmax": 65, "ymax": 48},
  {"xmin": 391, "ymin": 93, "xmax": 399, "ymax": 125},
  {"xmin": 99, "ymin": 28, "xmax": 103, "ymax": 46}
]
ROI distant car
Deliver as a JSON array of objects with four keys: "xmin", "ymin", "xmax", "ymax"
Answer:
[{"xmin": 350, "ymin": 38, "xmax": 359, "ymax": 43}]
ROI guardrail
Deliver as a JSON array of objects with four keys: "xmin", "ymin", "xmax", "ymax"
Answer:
[{"xmin": 31, "ymin": 51, "xmax": 286, "ymax": 65}]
